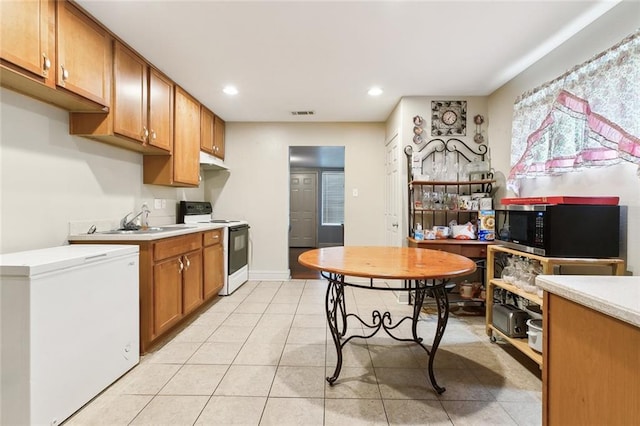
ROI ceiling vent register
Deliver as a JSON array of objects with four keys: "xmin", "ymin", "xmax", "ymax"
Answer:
[{"xmin": 291, "ymin": 111, "xmax": 315, "ymax": 116}]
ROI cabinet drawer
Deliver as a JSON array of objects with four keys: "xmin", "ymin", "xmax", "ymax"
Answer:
[
  {"xmin": 460, "ymin": 244, "xmax": 488, "ymax": 258},
  {"xmin": 154, "ymin": 234, "xmax": 201, "ymax": 262},
  {"xmin": 203, "ymin": 229, "xmax": 223, "ymax": 246}
]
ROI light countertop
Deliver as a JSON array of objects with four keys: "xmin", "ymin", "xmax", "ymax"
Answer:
[
  {"xmin": 536, "ymin": 275, "xmax": 640, "ymax": 328},
  {"xmin": 68, "ymin": 223, "xmax": 225, "ymax": 242}
]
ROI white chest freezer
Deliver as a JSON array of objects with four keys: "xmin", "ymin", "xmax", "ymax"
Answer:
[{"xmin": 1, "ymin": 244, "xmax": 140, "ymax": 426}]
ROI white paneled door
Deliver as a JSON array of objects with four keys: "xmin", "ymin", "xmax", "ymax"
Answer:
[
  {"xmin": 289, "ymin": 172, "xmax": 317, "ymax": 247},
  {"xmin": 385, "ymin": 134, "xmax": 402, "ymax": 246}
]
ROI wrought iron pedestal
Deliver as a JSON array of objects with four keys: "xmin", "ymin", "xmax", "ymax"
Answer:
[{"xmin": 323, "ymin": 272, "xmax": 450, "ymax": 394}]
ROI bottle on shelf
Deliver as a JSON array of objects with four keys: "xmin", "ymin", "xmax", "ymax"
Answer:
[{"xmin": 415, "ymin": 223, "xmax": 424, "ymax": 241}]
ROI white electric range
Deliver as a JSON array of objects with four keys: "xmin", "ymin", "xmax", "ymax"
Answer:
[{"xmin": 178, "ymin": 201, "xmax": 249, "ymax": 295}]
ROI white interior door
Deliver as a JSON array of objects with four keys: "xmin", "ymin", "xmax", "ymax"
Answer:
[
  {"xmin": 289, "ymin": 172, "xmax": 317, "ymax": 247},
  {"xmin": 385, "ymin": 134, "xmax": 402, "ymax": 246}
]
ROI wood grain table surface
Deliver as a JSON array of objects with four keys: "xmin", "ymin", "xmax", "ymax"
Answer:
[{"xmin": 298, "ymin": 246, "xmax": 477, "ymax": 281}]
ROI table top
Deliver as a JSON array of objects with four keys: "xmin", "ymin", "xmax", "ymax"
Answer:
[{"xmin": 298, "ymin": 246, "xmax": 477, "ymax": 280}]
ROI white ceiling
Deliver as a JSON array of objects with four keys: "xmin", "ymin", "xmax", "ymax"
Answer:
[{"xmin": 75, "ymin": 0, "xmax": 620, "ymax": 123}]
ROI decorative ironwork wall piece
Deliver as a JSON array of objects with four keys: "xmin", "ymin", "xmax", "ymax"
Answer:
[{"xmin": 431, "ymin": 100, "xmax": 467, "ymax": 136}]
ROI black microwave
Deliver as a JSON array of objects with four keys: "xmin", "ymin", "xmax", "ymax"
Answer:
[{"xmin": 495, "ymin": 204, "xmax": 620, "ymax": 258}]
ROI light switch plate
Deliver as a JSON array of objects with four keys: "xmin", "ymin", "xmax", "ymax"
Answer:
[{"xmin": 154, "ymin": 199, "xmax": 162, "ymax": 209}]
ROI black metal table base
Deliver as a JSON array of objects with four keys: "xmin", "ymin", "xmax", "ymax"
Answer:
[{"xmin": 323, "ymin": 272, "xmax": 450, "ymax": 394}]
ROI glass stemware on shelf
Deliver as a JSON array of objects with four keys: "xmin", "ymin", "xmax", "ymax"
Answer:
[
  {"xmin": 419, "ymin": 191, "xmax": 461, "ymax": 210},
  {"xmin": 420, "ymin": 156, "xmax": 480, "ymax": 182},
  {"xmin": 501, "ymin": 256, "xmax": 542, "ymax": 295}
]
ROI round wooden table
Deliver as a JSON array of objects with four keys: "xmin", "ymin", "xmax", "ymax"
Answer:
[{"xmin": 299, "ymin": 246, "xmax": 476, "ymax": 394}]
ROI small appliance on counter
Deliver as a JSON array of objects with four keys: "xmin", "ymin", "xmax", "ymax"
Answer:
[
  {"xmin": 178, "ymin": 201, "xmax": 249, "ymax": 295},
  {"xmin": 495, "ymin": 197, "xmax": 620, "ymax": 258}
]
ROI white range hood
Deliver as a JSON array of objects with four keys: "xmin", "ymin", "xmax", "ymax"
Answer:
[{"xmin": 200, "ymin": 151, "xmax": 228, "ymax": 170}]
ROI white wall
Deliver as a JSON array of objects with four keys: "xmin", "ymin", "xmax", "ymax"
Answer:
[
  {"xmin": 487, "ymin": 1, "xmax": 640, "ymax": 274},
  {"xmin": 202, "ymin": 122, "xmax": 386, "ymax": 280},
  {"xmin": 0, "ymin": 88, "xmax": 204, "ymax": 254}
]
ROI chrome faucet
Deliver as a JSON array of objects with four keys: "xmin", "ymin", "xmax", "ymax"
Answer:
[{"xmin": 120, "ymin": 203, "xmax": 151, "ymax": 230}]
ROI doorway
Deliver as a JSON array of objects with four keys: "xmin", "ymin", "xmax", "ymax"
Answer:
[{"xmin": 289, "ymin": 146, "xmax": 345, "ymax": 279}]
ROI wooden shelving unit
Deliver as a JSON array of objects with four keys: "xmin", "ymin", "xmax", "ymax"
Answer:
[
  {"xmin": 485, "ymin": 244, "xmax": 625, "ymax": 367},
  {"xmin": 487, "ymin": 323, "xmax": 543, "ymax": 366}
]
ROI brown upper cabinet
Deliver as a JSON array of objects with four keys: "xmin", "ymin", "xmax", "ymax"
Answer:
[
  {"xmin": 0, "ymin": 0, "xmax": 55, "ymax": 87},
  {"xmin": 173, "ymin": 87, "xmax": 200, "ymax": 185},
  {"xmin": 57, "ymin": 0, "xmax": 111, "ymax": 108},
  {"xmin": 2, "ymin": 0, "xmax": 224, "ymax": 185},
  {"xmin": 213, "ymin": 115, "xmax": 226, "ymax": 160},
  {"xmin": 69, "ymin": 41, "xmax": 173, "ymax": 154},
  {"xmin": 200, "ymin": 107, "xmax": 225, "ymax": 160},
  {"xmin": 200, "ymin": 106, "xmax": 215, "ymax": 154},
  {"xmin": 144, "ymin": 87, "xmax": 200, "ymax": 187},
  {"xmin": 1, "ymin": 0, "xmax": 111, "ymax": 112},
  {"xmin": 148, "ymin": 68, "xmax": 174, "ymax": 152}
]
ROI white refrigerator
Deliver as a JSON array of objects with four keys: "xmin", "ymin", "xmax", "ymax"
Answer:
[{"xmin": 1, "ymin": 244, "xmax": 140, "ymax": 425}]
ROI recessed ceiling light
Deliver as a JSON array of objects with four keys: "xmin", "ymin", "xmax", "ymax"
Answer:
[
  {"xmin": 368, "ymin": 87, "xmax": 383, "ymax": 96},
  {"xmin": 223, "ymin": 85, "xmax": 238, "ymax": 96}
]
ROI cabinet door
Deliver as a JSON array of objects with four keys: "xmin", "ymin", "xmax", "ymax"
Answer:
[
  {"xmin": 173, "ymin": 87, "xmax": 200, "ymax": 185},
  {"xmin": 200, "ymin": 106, "xmax": 215, "ymax": 154},
  {"xmin": 152, "ymin": 257, "xmax": 182, "ymax": 337},
  {"xmin": 56, "ymin": 0, "xmax": 111, "ymax": 107},
  {"xmin": 203, "ymin": 243, "xmax": 224, "ymax": 299},
  {"xmin": 182, "ymin": 250, "xmax": 203, "ymax": 315},
  {"xmin": 1, "ymin": 0, "xmax": 53, "ymax": 83},
  {"xmin": 213, "ymin": 115, "xmax": 226, "ymax": 159},
  {"xmin": 148, "ymin": 68, "xmax": 173, "ymax": 152},
  {"xmin": 113, "ymin": 42, "xmax": 147, "ymax": 143}
]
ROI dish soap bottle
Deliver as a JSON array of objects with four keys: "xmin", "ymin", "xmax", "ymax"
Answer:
[{"xmin": 140, "ymin": 203, "xmax": 150, "ymax": 230}]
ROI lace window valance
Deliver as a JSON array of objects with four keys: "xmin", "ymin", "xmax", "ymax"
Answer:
[{"xmin": 508, "ymin": 29, "xmax": 640, "ymax": 194}]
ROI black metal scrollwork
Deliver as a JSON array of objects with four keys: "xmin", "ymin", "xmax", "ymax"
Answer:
[{"xmin": 323, "ymin": 272, "xmax": 450, "ymax": 394}]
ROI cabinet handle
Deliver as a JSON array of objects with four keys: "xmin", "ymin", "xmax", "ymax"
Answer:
[
  {"xmin": 178, "ymin": 257, "xmax": 184, "ymax": 273},
  {"xmin": 60, "ymin": 65, "xmax": 69, "ymax": 83},
  {"xmin": 150, "ymin": 130, "xmax": 157, "ymax": 140},
  {"xmin": 42, "ymin": 53, "xmax": 51, "ymax": 74},
  {"xmin": 184, "ymin": 255, "xmax": 191, "ymax": 270},
  {"xmin": 142, "ymin": 126, "xmax": 149, "ymax": 141}
]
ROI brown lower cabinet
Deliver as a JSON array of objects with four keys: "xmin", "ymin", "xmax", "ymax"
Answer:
[
  {"xmin": 203, "ymin": 229, "xmax": 225, "ymax": 299},
  {"xmin": 543, "ymin": 292, "xmax": 640, "ymax": 425},
  {"xmin": 71, "ymin": 230, "xmax": 223, "ymax": 353}
]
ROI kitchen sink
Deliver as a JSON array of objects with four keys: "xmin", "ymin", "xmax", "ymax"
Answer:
[{"xmin": 98, "ymin": 225, "xmax": 195, "ymax": 235}]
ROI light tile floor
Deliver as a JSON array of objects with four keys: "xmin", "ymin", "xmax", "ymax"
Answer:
[{"xmin": 67, "ymin": 279, "xmax": 542, "ymax": 425}]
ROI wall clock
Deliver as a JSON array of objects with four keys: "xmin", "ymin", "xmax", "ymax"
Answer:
[{"xmin": 431, "ymin": 100, "xmax": 467, "ymax": 136}]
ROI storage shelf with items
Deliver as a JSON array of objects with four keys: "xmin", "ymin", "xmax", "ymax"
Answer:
[
  {"xmin": 405, "ymin": 138, "xmax": 496, "ymax": 248},
  {"xmin": 485, "ymin": 244, "xmax": 625, "ymax": 367},
  {"xmin": 405, "ymin": 137, "xmax": 497, "ymax": 304}
]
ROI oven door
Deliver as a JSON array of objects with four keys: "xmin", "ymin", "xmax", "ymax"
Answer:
[{"xmin": 228, "ymin": 225, "xmax": 249, "ymax": 275}]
